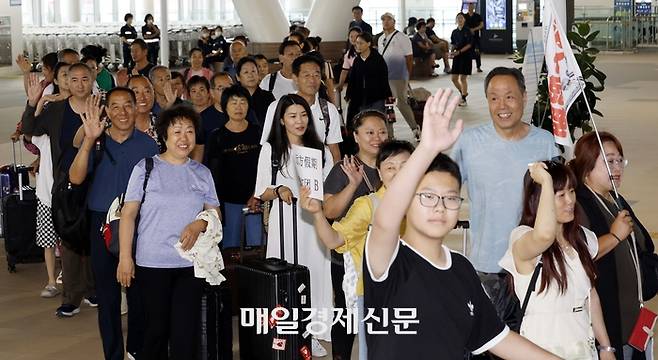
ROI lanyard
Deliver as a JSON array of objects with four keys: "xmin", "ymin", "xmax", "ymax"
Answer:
[{"xmin": 586, "ymin": 185, "xmax": 644, "ymax": 305}]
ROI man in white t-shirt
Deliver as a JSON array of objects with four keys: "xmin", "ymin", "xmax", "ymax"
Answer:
[
  {"xmin": 260, "ymin": 55, "xmax": 343, "ymax": 163},
  {"xmin": 259, "ymin": 40, "xmax": 301, "ymax": 100},
  {"xmin": 378, "ymin": 12, "xmax": 420, "ymax": 139}
]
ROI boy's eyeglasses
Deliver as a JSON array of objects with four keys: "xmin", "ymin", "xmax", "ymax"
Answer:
[{"xmin": 415, "ymin": 193, "xmax": 463, "ymax": 210}]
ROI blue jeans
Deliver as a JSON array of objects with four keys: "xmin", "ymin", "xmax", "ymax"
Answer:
[
  {"xmin": 623, "ymin": 339, "xmax": 653, "ymax": 360},
  {"xmin": 221, "ymin": 202, "xmax": 263, "ymax": 248}
]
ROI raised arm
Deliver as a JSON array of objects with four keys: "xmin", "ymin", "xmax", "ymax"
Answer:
[
  {"xmin": 323, "ymin": 157, "xmax": 364, "ymax": 220},
  {"xmin": 300, "ymin": 186, "xmax": 345, "ymax": 249},
  {"xmin": 511, "ymin": 163, "xmax": 558, "ymax": 272},
  {"xmin": 368, "ymin": 89, "xmax": 462, "ymax": 278},
  {"xmin": 68, "ymin": 95, "xmax": 105, "ymax": 185},
  {"xmin": 21, "ymin": 73, "xmax": 48, "ymax": 136}
]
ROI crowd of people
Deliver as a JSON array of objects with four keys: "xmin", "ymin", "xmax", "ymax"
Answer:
[{"xmin": 7, "ymin": 4, "xmax": 656, "ymax": 360}]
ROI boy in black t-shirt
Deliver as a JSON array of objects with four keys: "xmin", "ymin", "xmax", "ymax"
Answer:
[{"xmin": 363, "ymin": 88, "xmax": 559, "ymax": 360}]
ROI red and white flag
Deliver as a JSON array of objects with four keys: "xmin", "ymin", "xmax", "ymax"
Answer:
[{"xmin": 542, "ymin": 0, "xmax": 585, "ymax": 147}]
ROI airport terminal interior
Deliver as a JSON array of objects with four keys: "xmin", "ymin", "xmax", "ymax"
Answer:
[{"xmin": 0, "ymin": 0, "xmax": 658, "ymax": 359}]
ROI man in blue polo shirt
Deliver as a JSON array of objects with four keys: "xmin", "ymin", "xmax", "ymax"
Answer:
[{"xmin": 69, "ymin": 88, "xmax": 159, "ymax": 360}]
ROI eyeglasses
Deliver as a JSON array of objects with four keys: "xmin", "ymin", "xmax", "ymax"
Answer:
[
  {"xmin": 606, "ymin": 157, "xmax": 628, "ymax": 168},
  {"xmin": 415, "ymin": 193, "xmax": 463, "ymax": 210}
]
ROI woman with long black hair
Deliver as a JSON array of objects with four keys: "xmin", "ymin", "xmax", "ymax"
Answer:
[
  {"xmin": 499, "ymin": 161, "xmax": 614, "ymax": 359},
  {"xmin": 253, "ymin": 94, "xmax": 334, "ymax": 354}
]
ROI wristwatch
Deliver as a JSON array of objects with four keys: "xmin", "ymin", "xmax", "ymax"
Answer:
[{"xmin": 597, "ymin": 346, "xmax": 616, "ymax": 352}]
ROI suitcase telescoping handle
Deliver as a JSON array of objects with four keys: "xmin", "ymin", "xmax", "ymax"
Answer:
[
  {"xmin": 455, "ymin": 220, "xmax": 470, "ymax": 256},
  {"xmin": 278, "ymin": 197, "xmax": 299, "ymax": 265},
  {"xmin": 11, "ymin": 140, "xmax": 18, "ymax": 171}
]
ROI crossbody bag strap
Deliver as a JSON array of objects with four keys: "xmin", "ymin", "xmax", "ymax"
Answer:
[
  {"xmin": 354, "ymin": 156, "xmax": 375, "ymax": 193},
  {"xmin": 319, "ymin": 97, "xmax": 331, "ymax": 144},
  {"xmin": 381, "ymin": 30, "xmax": 399, "ymax": 56},
  {"xmin": 268, "ymin": 71, "xmax": 278, "ymax": 92},
  {"xmin": 520, "ymin": 262, "xmax": 543, "ymax": 318},
  {"xmin": 140, "ymin": 157, "xmax": 154, "ymax": 204}
]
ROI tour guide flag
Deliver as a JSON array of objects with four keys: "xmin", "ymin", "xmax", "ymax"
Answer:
[{"xmin": 542, "ymin": 0, "xmax": 585, "ymax": 147}]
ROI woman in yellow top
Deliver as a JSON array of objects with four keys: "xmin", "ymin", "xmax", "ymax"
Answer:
[{"xmin": 300, "ymin": 139, "xmax": 414, "ymax": 360}]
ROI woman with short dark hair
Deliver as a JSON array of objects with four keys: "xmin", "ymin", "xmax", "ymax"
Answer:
[
  {"xmin": 117, "ymin": 105, "xmax": 220, "ymax": 360},
  {"xmin": 207, "ymin": 85, "xmax": 262, "ymax": 249}
]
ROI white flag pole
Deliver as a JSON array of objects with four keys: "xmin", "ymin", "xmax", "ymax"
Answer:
[{"xmin": 576, "ymin": 80, "xmax": 621, "ymax": 209}]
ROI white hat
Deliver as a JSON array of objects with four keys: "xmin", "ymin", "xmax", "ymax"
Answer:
[{"xmin": 381, "ymin": 12, "xmax": 395, "ymax": 21}]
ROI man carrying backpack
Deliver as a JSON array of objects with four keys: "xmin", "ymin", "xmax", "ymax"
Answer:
[
  {"xmin": 21, "ymin": 63, "xmax": 98, "ymax": 318},
  {"xmin": 259, "ymin": 55, "xmax": 343, "ymax": 163},
  {"xmin": 68, "ymin": 88, "xmax": 158, "ymax": 360},
  {"xmin": 259, "ymin": 40, "xmax": 301, "ymax": 100}
]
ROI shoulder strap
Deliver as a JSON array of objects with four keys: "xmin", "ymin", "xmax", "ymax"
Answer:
[
  {"xmin": 268, "ymin": 72, "xmax": 278, "ymax": 92},
  {"xmin": 381, "ymin": 30, "xmax": 399, "ymax": 56},
  {"xmin": 140, "ymin": 157, "xmax": 154, "ymax": 204},
  {"xmin": 520, "ymin": 262, "xmax": 543, "ymax": 319},
  {"xmin": 270, "ymin": 148, "xmax": 279, "ymax": 186},
  {"xmin": 318, "ymin": 97, "xmax": 331, "ymax": 143}
]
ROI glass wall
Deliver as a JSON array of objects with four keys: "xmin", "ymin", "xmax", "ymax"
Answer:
[{"xmin": 23, "ymin": 0, "xmax": 243, "ymax": 29}]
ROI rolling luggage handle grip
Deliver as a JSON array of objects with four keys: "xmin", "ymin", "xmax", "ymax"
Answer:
[{"xmin": 278, "ymin": 197, "xmax": 299, "ymax": 266}]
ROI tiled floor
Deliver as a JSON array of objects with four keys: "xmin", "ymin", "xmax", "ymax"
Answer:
[{"xmin": 0, "ymin": 52, "xmax": 657, "ymax": 359}]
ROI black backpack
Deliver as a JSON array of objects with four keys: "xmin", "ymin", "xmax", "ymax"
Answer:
[{"xmin": 51, "ymin": 135, "xmax": 109, "ymax": 255}]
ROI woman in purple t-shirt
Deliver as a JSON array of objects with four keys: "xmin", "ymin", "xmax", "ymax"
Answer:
[{"xmin": 118, "ymin": 105, "xmax": 220, "ymax": 359}]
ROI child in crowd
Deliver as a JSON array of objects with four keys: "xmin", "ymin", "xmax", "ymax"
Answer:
[{"xmin": 363, "ymin": 88, "xmax": 560, "ymax": 359}]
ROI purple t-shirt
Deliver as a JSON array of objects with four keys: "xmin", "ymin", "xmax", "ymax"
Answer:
[{"xmin": 125, "ymin": 155, "xmax": 220, "ymax": 268}]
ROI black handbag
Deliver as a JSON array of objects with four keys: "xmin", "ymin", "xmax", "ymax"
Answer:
[{"xmin": 51, "ymin": 136, "xmax": 107, "ymax": 255}]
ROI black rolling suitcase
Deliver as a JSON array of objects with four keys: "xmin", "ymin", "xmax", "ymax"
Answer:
[
  {"xmin": 199, "ymin": 282, "xmax": 233, "ymax": 360},
  {"xmin": 2, "ymin": 186, "xmax": 42, "ymax": 273},
  {"xmin": 236, "ymin": 198, "xmax": 312, "ymax": 360}
]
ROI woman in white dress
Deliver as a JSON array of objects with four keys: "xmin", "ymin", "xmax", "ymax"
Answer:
[
  {"xmin": 499, "ymin": 161, "xmax": 615, "ymax": 359},
  {"xmin": 254, "ymin": 94, "xmax": 334, "ymax": 352}
]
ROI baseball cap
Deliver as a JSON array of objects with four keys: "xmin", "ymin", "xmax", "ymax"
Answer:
[{"xmin": 381, "ymin": 12, "xmax": 395, "ymax": 21}]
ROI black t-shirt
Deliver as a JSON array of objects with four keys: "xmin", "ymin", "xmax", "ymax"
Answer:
[
  {"xmin": 206, "ymin": 122, "xmax": 262, "ymax": 204},
  {"xmin": 451, "ymin": 27, "xmax": 475, "ymax": 55},
  {"xmin": 128, "ymin": 62, "xmax": 155, "ymax": 78},
  {"xmin": 198, "ymin": 105, "xmax": 228, "ymax": 147},
  {"xmin": 426, "ymin": 28, "xmax": 437, "ymax": 38},
  {"xmin": 465, "ymin": 13, "xmax": 483, "ymax": 38},
  {"xmin": 412, "ymin": 33, "xmax": 432, "ymax": 57},
  {"xmin": 363, "ymin": 240, "xmax": 508, "ymax": 359},
  {"xmin": 120, "ymin": 25, "xmax": 137, "ymax": 42},
  {"xmin": 323, "ymin": 159, "xmax": 381, "ymax": 221},
  {"xmin": 210, "ymin": 36, "xmax": 229, "ymax": 62},
  {"xmin": 141, "ymin": 25, "xmax": 160, "ymax": 40},
  {"xmin": 250, "ymin": 87, "xmax": 275, "ymax": 131},
  {"xmin": 59, "ymin": 101, "xmax": 83, "ymax": 172}
]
